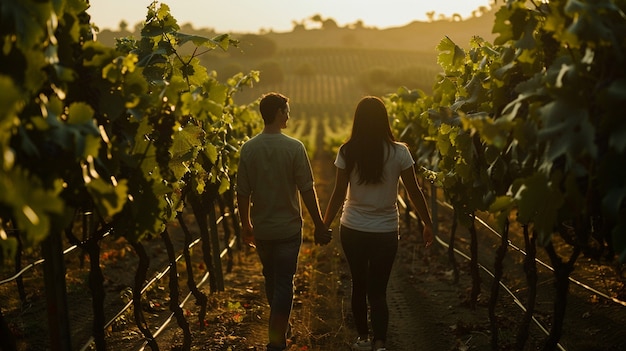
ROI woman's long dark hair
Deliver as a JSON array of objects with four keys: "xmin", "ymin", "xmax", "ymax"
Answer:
[{"xmin": 341, "ymin": 96, "xmax": 396, "ymax": 184}]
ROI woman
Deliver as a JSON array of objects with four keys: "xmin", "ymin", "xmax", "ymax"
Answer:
[{"xmin": 323, "ymin": 96, "xmax": 434, "ymax": 351}]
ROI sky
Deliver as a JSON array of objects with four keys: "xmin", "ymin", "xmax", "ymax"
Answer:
[{"xmin": 88, "ymin": 0, "xmax": 494, "ymax": 33}]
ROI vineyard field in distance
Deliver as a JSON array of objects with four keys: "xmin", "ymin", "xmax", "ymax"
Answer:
[{"xmin": 224, "ymin": 47, "xmax": 441, "ymax": 119}]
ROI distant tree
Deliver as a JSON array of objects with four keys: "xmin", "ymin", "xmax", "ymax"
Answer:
[
  {"xmin": 322, "ymin": 18, "xmax": 339, "ymax": 30},
  {"xmin": 426, "ymin": 11, "xmax": 436, "ymax": 22},
  {"xmin": 311, "ymin": 14, "xmax": 323, "ymax": 24},
  {"xmin": 307, "ymin": 14, "xmax": 340, "ymax": 30},
  {"xmin": 452, "ymin": 13, "xmax": 462, "ymax": 22},
  {"xmin": 351, "ymin": 20, "xmax": 365, "ymax": 29},
  {"xmin": 292, "ymin": 20, "xmax": 306, "ymax": 31},
  {"xmin": 119, "ymin": 20, "xmax": 128, "ymax": 32}
]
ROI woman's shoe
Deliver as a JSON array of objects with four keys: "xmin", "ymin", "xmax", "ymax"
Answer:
[
  {"xmin": 372, "ymin": 340, "xmax": 386, "ymax": 351},
  {"xmin": 351, "ymin": 337, "xmax": 371, "ymax": 351}
]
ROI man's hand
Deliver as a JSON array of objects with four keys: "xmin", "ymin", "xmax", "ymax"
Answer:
[
  {"xmin": 422, "ymin": 225, "xmax": 434, "ymax": 248},
  {"xmin": 314, "ymin": 226, "xmax": 332, "ymax": 245},
  {"xmin": 242, "ymin": 224, "xmax": 256, "ymax": 248}
]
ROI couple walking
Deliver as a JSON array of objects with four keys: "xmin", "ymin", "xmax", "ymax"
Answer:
[{"xmin": 236, "ymin": 92, "xmax": 434, "ymax": 351}]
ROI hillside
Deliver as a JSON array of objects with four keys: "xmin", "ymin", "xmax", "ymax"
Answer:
[
  {"xmin": 262, "ymin": 11, "xmax": 496, "ymax": 52},
  {"xmin": 95, "ymin": 9, "xmax": 497, "ymax": 116}
]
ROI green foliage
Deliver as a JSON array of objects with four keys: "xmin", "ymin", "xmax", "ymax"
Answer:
[
  {"xmin": 388, "ymin": 0, "xmax": 626, "ymax": 261},
  {"xmin": 0, "ymin": 0, "xmax": 261, "ymax": 260}
]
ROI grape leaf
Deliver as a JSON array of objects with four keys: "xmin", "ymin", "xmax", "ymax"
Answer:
[{"xmin": 436, "ymin": 36, "xmax": 465, "ymax": 74}]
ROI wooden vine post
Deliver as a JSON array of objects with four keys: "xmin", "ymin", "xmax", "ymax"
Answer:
[{"xmin": 41, "ymin": 231, "xmax": 72, "ymax": 351}]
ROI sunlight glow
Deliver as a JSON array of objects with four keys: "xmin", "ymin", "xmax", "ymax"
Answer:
[{"xmin": 88, "ymin": 0, "xmax": 493, "ymax": 32}]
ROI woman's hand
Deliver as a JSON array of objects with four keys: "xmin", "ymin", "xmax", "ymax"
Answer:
[
  {"xmin": 314, "ymin": 225, "xmax": 333, "ymax": 245},
  {"xmin": 422, "ymin": 224, "xmax": 434, "ymax": 248}
]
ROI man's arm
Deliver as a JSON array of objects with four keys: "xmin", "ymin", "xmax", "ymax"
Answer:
[
  {"xmin": 301, "ymin": 187, "xmax": 323, "ymax": 226},
  {"xmin": 236, "ymin": 193, "xmax": 255, "ymax": 247},
  {"xmin": 300, "ymin": 187, "xmax": 331, "ymax": 245}
]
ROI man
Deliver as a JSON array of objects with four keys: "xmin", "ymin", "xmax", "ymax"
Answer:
[{"xmin": 236, "ymin": 92, "xmax": 331, "ymax": 351}]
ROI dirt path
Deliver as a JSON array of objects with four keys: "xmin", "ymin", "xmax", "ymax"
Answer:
[{"xmin": 386, "ymin": 262, "xmax": 456, "ymax": 351}]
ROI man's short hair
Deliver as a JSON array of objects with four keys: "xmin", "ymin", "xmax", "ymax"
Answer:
[{"xmin": 259, "ymin": 92, "xmax": 288, "ymax": 124}]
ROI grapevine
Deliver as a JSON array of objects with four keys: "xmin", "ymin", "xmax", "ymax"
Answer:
[
  {"xmin": 0, "ymin": 1, "xmax": 261, "ymax": 349},
  {"xmin": 387, "ymin": 0, "xmax": 626, "ymax": 349}
]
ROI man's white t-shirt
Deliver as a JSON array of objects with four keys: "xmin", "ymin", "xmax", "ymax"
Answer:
[{"xmin": 335, "ymin": 142, "xmax": 415, "ymax": 233}]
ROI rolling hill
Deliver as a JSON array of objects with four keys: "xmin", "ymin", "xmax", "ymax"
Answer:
[{"xmin": 95, "ymin": 8, "xmax": 497, "ymax": 117}]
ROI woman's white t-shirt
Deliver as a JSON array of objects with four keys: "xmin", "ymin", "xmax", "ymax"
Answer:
[{"xmin": 335, "ymin": 142, "xmax": 415, "ymax": 233}]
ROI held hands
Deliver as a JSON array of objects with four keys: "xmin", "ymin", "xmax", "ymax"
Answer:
[
  {"xmin": 242, "ymin": 224, "xmax": 256, "ymax": 248},
  {"xmin": 314, "ymin": 225, "xmax": 333, "ymax": 245},
  {"xmin": 422, "ymin": 224, "xmax": 434, "ymax": 248}
]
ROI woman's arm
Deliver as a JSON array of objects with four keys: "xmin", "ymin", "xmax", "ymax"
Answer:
[
  {"xmin": 323, "ymin": 167, "xmax": 349, "ymax": 227},
  {"xmin": 401, "ymin": 166, "xmax": 434, "ymax": 247}
]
